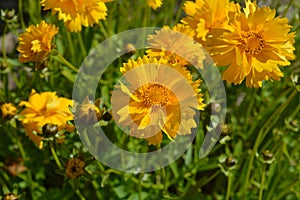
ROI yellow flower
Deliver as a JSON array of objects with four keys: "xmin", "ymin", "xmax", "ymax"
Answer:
[
  {"xmin": 17, "ymin": 21, "xmax": 58, "ymax": 63},
  {"xmin": 1, "ymin": 103, "xmax": 17, "ymax": 119},
  {"xmin": 148, "ymin": 0, "xmax": 163, "ymax": 10},
  {"xmin": 181, "ymin": 0, "xmax": 240, "ymax": 43},
  {"xmin": 206, "ymin": 0, "xmax": 295, "ymax": 88},
  {"xmin": 146, "ymin": 24, "xmax": 205, "ymax": 68},
  {"xmin": 75, "ymin": 96, "xmax": 102, "ymax": 125},
  {"xmin": 18, "ymin": 89, "xmax": 74, "ymax": 146},
  {"xmin": 41, "ymin": 0, "xmax": 113, "ymax": 32},
  {"xmin": 111, "ymin": 56, "xmax": 205, "ymax": 145}
]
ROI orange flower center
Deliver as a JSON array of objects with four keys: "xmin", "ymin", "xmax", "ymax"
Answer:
[
  {"xmin": 140, "ymin": 83, "xmax": 169, "ymax": 108},
  {"xmin": 240, "ymin": 32, "xmax": 264, "ymax": 56}
]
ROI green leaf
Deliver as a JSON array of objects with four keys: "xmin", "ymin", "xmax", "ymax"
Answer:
[
  {"xmin": 61, "ymin": 69, "xmax": 76, "ymax": 83},
  {"xmin": 113, "ymin": 185, "xmax": 128, "ymax": 199},
  {"xmin": 127, "ymin": 192, "xmax": 148, "ymax": 200}
]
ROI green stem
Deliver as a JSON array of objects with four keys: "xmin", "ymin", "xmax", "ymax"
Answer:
[
  {"xmin": 138, "ymin": 173, "xmax": 143, "ymax": 200},
  {"xmin": 96, "ymin": 160, "xmax": 105, "ymax": 171},
  {"xmin": 66, "ymin": 32, "xmax": 76, "ymax": 64},
  {"xmin": 76, "ymin": 189, "xmax": 86, "ymax": 200},
  {"xmin": 50, "ymin": 142, "xmax": 63, "ymax": 169},
  {"xmin": 77, "ymin": 32, "xmax": 87, "ymax": 58},
  {"xmin": 0, "ymin": 26, "xmax": 9, "ymax": 97},
  {"xmin": 99, "ymin": 21, "xmax": 109, "ymax": 38},
  {"xmin": 16, "ymin": 139, "xmax": 35, "ymax": 200},
  {"xmin": 275, "ymin": 179, "xmax": 300, "ymax": 200},
  {"xmin": 143, "ymin": 6, "xmax": 150, "ymax": 27},
  {"xmin": 56, "ymin": 53, "xmax": 79, "ymax": 73},
  {"xmin": 16, "ymin": 139, "xmax": 27, "ymax": 161},
  {"xmin": 243, "ymin": 89, "xmax": 297, "ymax": 195},
  {"xmin": 225, "ymin": 174, "xmax": 233, "ymax": 200},
  {"xmin": 282, "ymin": 0, "xmax": 294, "ymax": 18},
  {"xmin": 198, "ymin": 170, "xmax": 220, "ymax": 188},
  {"xmin": 245, "ymin": 90, "xmax": 256, "ymax": 124},
  {"xmin": 18, "ymin": 0, "xmax": 26, "ymax": 30},
  {"xmin": 2, "ymin": 25, "xmax": 8, "ymax": 65},
  {"xmin": 245, "ymin": 87, "xmax": 292, "ymax": 141},
  {"xmin": 289, "ymin": 102, "xmax": 300, "ymax": 119},
  {"xmin": 258, "ymin": 165, "xmax": 266, "ymax": 200},
  {"xmin": 265, "ymin": 147, "xmax": 285, "ymax": 200},
  {"xmin": 161, "ymin": 166, "xmax": 170, "ymax": 197},
  {"xmin": 6, "ymin": 127, "xmax": 35, "ymax": 199},
  {"xmin": 175, "ymin": 0, "xmax": 185, "ymax": 24}
]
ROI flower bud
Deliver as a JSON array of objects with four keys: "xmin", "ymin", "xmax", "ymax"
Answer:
[
  {"xmin": 76, "ymin": 96, "xmax": 102, "ymax": 125},
  {"xmin": 42, "ymin": 123, "xmax": 58, "ymax": 137},
  {"xmin": 225, "ymin": 157, "xmax": 237, "ymax": 167},
  {"xmin": 262, "ymin": 150, "xmax": 273, "ymax": 161},
  {"xmin": 102, "ymin": 111, "xmax": 112, "ymax": 121}
]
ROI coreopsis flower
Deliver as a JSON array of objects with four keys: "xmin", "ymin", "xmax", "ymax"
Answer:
[
  {"xmin": 181, "ymin": 0, "xmax": 240, "ymax": 43},
  {"xmin": 148, "ymin": 0, "xmax": 163, "ymax": 10},
  {"xmin": 2, "ymin": 193, "xmax": 19, "ymax": 200},
  {"xmin": 146, "ymin": 24, "xmax": 205, "ymax": 68},
  {"xmin": 18, "ymin": 89, "xmax": 74, "ymax": 147},
  {"xmin": 1, "ymin": 103, "xmax": 17, "ymax": 119},
  {"xmin": 65, "ymin": 158, "xmax": 85, "ymax": 179},
  {"xmin": 75, "ymin": 96, "xmax": 102, "ymax": 125},
  {"xmin": 41, "ymin": 0, "xmax": 113, "ymax": 32},
  {"xmin": 206, "ymin": 0, "xmax": 296, "ymax": 87},
  {"xmin": 4, "ymin": 157, "xmax": 27, "ymax": 177},
  {"xmin": 111, "ymin": 56, "xmax": 205, "ymax": 145},
  {"xmin": 17, "ymin": 21, "xmax": 58, "ymax": 63}
]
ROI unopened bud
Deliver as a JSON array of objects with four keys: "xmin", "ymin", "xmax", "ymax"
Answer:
[
  {"xmin": 42, "ymin": 123, "xmax": 58, "ymax": 137},
  {"xmin": 225, "ymin": 157, "xmax": 237, "ymax": 167},
  {"xmin": 262, "ymin": 150, "xmax": 273, "ymax": 161}
]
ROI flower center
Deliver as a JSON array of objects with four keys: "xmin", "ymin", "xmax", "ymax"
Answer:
[
  {"xmin": 139, "ymin": 83, "xmax": 169, "ymax": 108},
  {"xmin": 240, "ymin": 32, "xmax": 264, "ymax": 56},
  {"xmin": 31, "ymin": 40, "xmax": 41, "ymax": 52}
]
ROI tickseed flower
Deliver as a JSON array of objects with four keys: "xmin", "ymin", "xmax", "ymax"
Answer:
[
  {"xmin": 206, "ymin": 0, "xmax": 296, "ymax": 88},
  {"xmin": 65, "ymin": 157, "xmax": 85, "ymax": 179},
  {"xmin": 148, "ymin": 0, "xmax": 163, "ymax": 10},
  {"xmin": 17, "ymin": 21, "xmax": 58, "ymax": 63},
  {"xmin": 2, "ymin": 193, "xmax": 19, "ymax": 200},
  {"xmin": 41, "ymin": 0, "xmax": 113, "ymax": 32},
  {"xmin": 181, "ymin": 0, "xmax": 240, "ymax": 43},
  {"xmin": 75, "ymin": 96, "xmax": 102, "ymax": 125},
  {"xmin": 18, "ymin": 89, "xmax": 74, "ymax": 147},
  {"xmin": 146, "ymin": 24, "xmax": 205, "ymax": 68},
  {"xmin": 111, "ymin": 56, "xmax": 205, "ymax": 145},
  {"xmin": 1, "ymin": 103, "xmax": 17, "ymax": 119}
]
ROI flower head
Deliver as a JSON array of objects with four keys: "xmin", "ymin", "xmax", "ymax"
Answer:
[
  {"xmin": 17, "ymin": 21, "xmax": 58, "ymax": 63},
  {"xmin": 146, "ymin": 24, "xmax": 205, "ymax": 68},
  {"xmin": 148, "ymin": 0, "xmax": 163, "ymax": 10},
  {"xmin": 18, "ymin": 89, "xmax": 74, "ymax": 147},
  {"xmin": 181, "ymin": 0, "xmax": 240, "ymax": 43},
  {"xmin": 111, "ymin": 56, "xmax": 204, "ymax": 145},
  {"xmin": 75, "ymin": 96, "xmax": 102, "ymax": 125},
  {"xmin": 1, "ymin": 103, "xmax": 17, "ymax": 119},
  {"xmin": 65, "ymin": 157, "xmax": 85, "ymax": 179},
  {"xmin": 41, "ymin": 0, "xmax": 113, "ymax": 32},
  {"xmin": 2, "ymin": 193, "xmax": 19, "ymax": 200},
  {"xmin": 206, "ymin": 0, "xmax": 295, "ymax": 87}
]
